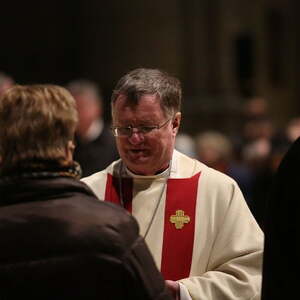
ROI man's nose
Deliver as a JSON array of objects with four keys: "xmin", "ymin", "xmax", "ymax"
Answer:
[{"xmin": 128, "ymin": 130, "xmax": 144, "ymax": 144}]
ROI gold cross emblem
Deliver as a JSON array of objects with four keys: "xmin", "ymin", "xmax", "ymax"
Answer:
[{"xmin": 170, "ymin": 210, "xmax": 190, "ymax": 229}]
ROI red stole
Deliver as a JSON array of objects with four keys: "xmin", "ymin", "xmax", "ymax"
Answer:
[
  {"xmin": 104, "ymin": 172, "xmax": 201, "ymax": 280},
  {"xmin": 104, "ymin": 174, "xmax": 133, "ymax": 212}
]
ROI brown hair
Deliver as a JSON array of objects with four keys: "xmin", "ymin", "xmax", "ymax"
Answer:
[
  {"xmin": 111, "ymin": 68, "xmax": 182, "ymax": 117},
  {"xmin": 0, "ymin": 84, "xmax": 78, "ymax": 169}
]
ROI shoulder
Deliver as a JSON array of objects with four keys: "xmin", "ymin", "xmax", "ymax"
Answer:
[
  {"xmin": 173, "ymin": 150, "xmax": 238, "ymax": 185},
  {"xmin": 201, "ymin": 163, "xmax": 238, "ymax": 186},
  {"xmin": 80, "ymin": 159, "xmax": 121, "ymax": 200},
  {"xmin": 174, "ymin": 150, "xmax": 242, "ymax": 203},
  {"xmin": 81, "ymin": 159, "xmax": 121, "ymax": 185},
  {"xmin": 81, "ymin": 169, "xmax": 107, "ymax": 186},
  {"xmin": 60, "ymin": 193, "xmax": 140, "ymax": 251}
]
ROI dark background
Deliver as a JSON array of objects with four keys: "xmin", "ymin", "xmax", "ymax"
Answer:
[{"xmin": 1, "ymin": 0, "xmax": 299, "ymax": 135}]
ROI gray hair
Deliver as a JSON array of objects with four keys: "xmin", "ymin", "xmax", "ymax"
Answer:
[{"xmin": 111, "ymin": 68, "xmax": 181, "ymax": 117}]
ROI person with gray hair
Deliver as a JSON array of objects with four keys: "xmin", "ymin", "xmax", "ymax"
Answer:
[
  {"xmin": 82, "ymin": 68, "xmax": 264, "ymax": 299},
  {"xmin": 0, "ymin": 84, "xmax": 172, "ymax": 300},
  {"xmin": 67, "ymin": 79, "xmax": 119, "ymax": 177}
]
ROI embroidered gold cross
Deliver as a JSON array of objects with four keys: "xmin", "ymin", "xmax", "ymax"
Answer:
[{"xmin": 170, "ymin": 210, "xmax": 190, "ymax": 229}]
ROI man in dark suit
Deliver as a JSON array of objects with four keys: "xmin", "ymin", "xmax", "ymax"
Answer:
[{"xmin": 67, "ymin": 79, "xmax": 119, "ymax": 177}]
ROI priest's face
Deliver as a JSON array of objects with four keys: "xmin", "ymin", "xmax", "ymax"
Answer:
[{"xmin": 112, "ymin": 94, "xmax": 181, "ymax": 175}]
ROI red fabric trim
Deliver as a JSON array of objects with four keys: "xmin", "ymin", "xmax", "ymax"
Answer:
[
  {"xmin": 104, "ymin": 174, "xmax": 133, "ymax": 212},
  {"xmin": 161, "ymin": 172, "xmax": 201, "ymax": 280}
]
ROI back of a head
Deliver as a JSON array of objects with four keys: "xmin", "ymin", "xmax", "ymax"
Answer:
[
  {"xmin": 0, "ymin": 84, "xmax": 78, "ymax": 173},
  {"xmin": 111, "ymin": 68, "xmax": 182, "ymax": 118},
  {"xmin": 196, "ymin": 131, "xmax": 233, "ymax": 164}
]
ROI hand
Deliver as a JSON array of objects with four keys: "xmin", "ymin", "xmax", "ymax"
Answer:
[{"xmin": 165, "ymin": 280, "xmax": 180, "ymax": 300}]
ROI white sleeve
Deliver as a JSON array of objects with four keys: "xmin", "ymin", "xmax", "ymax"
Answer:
[{"xmin": 179, "ymin": 282, "xmax": 192, "ymax": 300}]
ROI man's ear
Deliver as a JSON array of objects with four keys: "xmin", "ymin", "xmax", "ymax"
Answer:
[{"xmin": 172, "ymin": 112, "xmax": 181, "ymax": 135}]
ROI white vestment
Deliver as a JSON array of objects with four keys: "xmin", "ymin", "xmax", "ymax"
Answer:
[{"xmin": 82, "ymin": 150, "xmax": 263, "ymax": 300}]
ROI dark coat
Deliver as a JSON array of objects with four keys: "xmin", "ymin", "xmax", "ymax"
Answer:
[
  {"xmin": 0, "ymin": 174, "xmax": 171, "ymax": 300},
  {"xmin": 262, "ymin": 137, "xmax": 300, "ymax": 299}
]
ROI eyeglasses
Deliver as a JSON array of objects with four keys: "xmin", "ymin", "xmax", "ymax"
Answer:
[{"xmin": 111, "ymin": 118, "xmax": 172, "ymax": 137}]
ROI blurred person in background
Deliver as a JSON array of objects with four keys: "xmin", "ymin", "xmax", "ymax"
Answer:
[
  {"xmin": 195, "ymin": 130, "xmax": 254, "ymax": 207},
  {"xmin": 232, "ymin": 96, "xmax": 275, "ymax": 230},
  {"xmin": 175, "ymin": 132, "xmax": 196, "ymax": 158},
  {"xmin": 232, "ymin": 96, "xmax": 272, "ymax": 164},
  {"xmin": 67, "ymin": 79, "xmax": 119, "ymax": 177},
  {"xmin": 82, "ymin": 68, "xmax": 263, "ymax": 300},
  {"xmin": 0, "ymin": 71, "xmax": 14, "ymax": 96},
  {"xmin": 195, "ymin": 130, "xmax": 233, "ymax": 173},
  {"xmin": 0, "ymin": 84, "xmax": 171, "ymax": 300},
  {"xmin": 272, "ymin": 116, "xmax": 300, "ymax": 161},
  {"xmin": 243, "ymin": 96, "xmax": 269, "ymax": 121}
]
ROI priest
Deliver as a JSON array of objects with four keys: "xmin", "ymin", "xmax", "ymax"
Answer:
[{"xmin": 82, "ymin": 68, "xmax": 264, "ymax": 300}]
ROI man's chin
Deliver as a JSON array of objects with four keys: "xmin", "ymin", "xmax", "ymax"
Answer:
[
  {"xmin": 125, "ymin": 159, "xmax": 153, "ymax": 175},
  {"xmin": 126, "ymin": 151, "xmax": 150, "ymax": 162},
  {"xmin": 128, "ymin": 156, "xmax": 150, "ymax": 166}
]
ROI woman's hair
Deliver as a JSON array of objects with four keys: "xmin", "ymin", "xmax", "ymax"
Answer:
[
  {"xmin": 0, "ymin": 84, "xmax": 78, "ymax": 169},
  {"xmin": 111, "ymin": 68, "xmax": 182, "ymax": 118}
]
